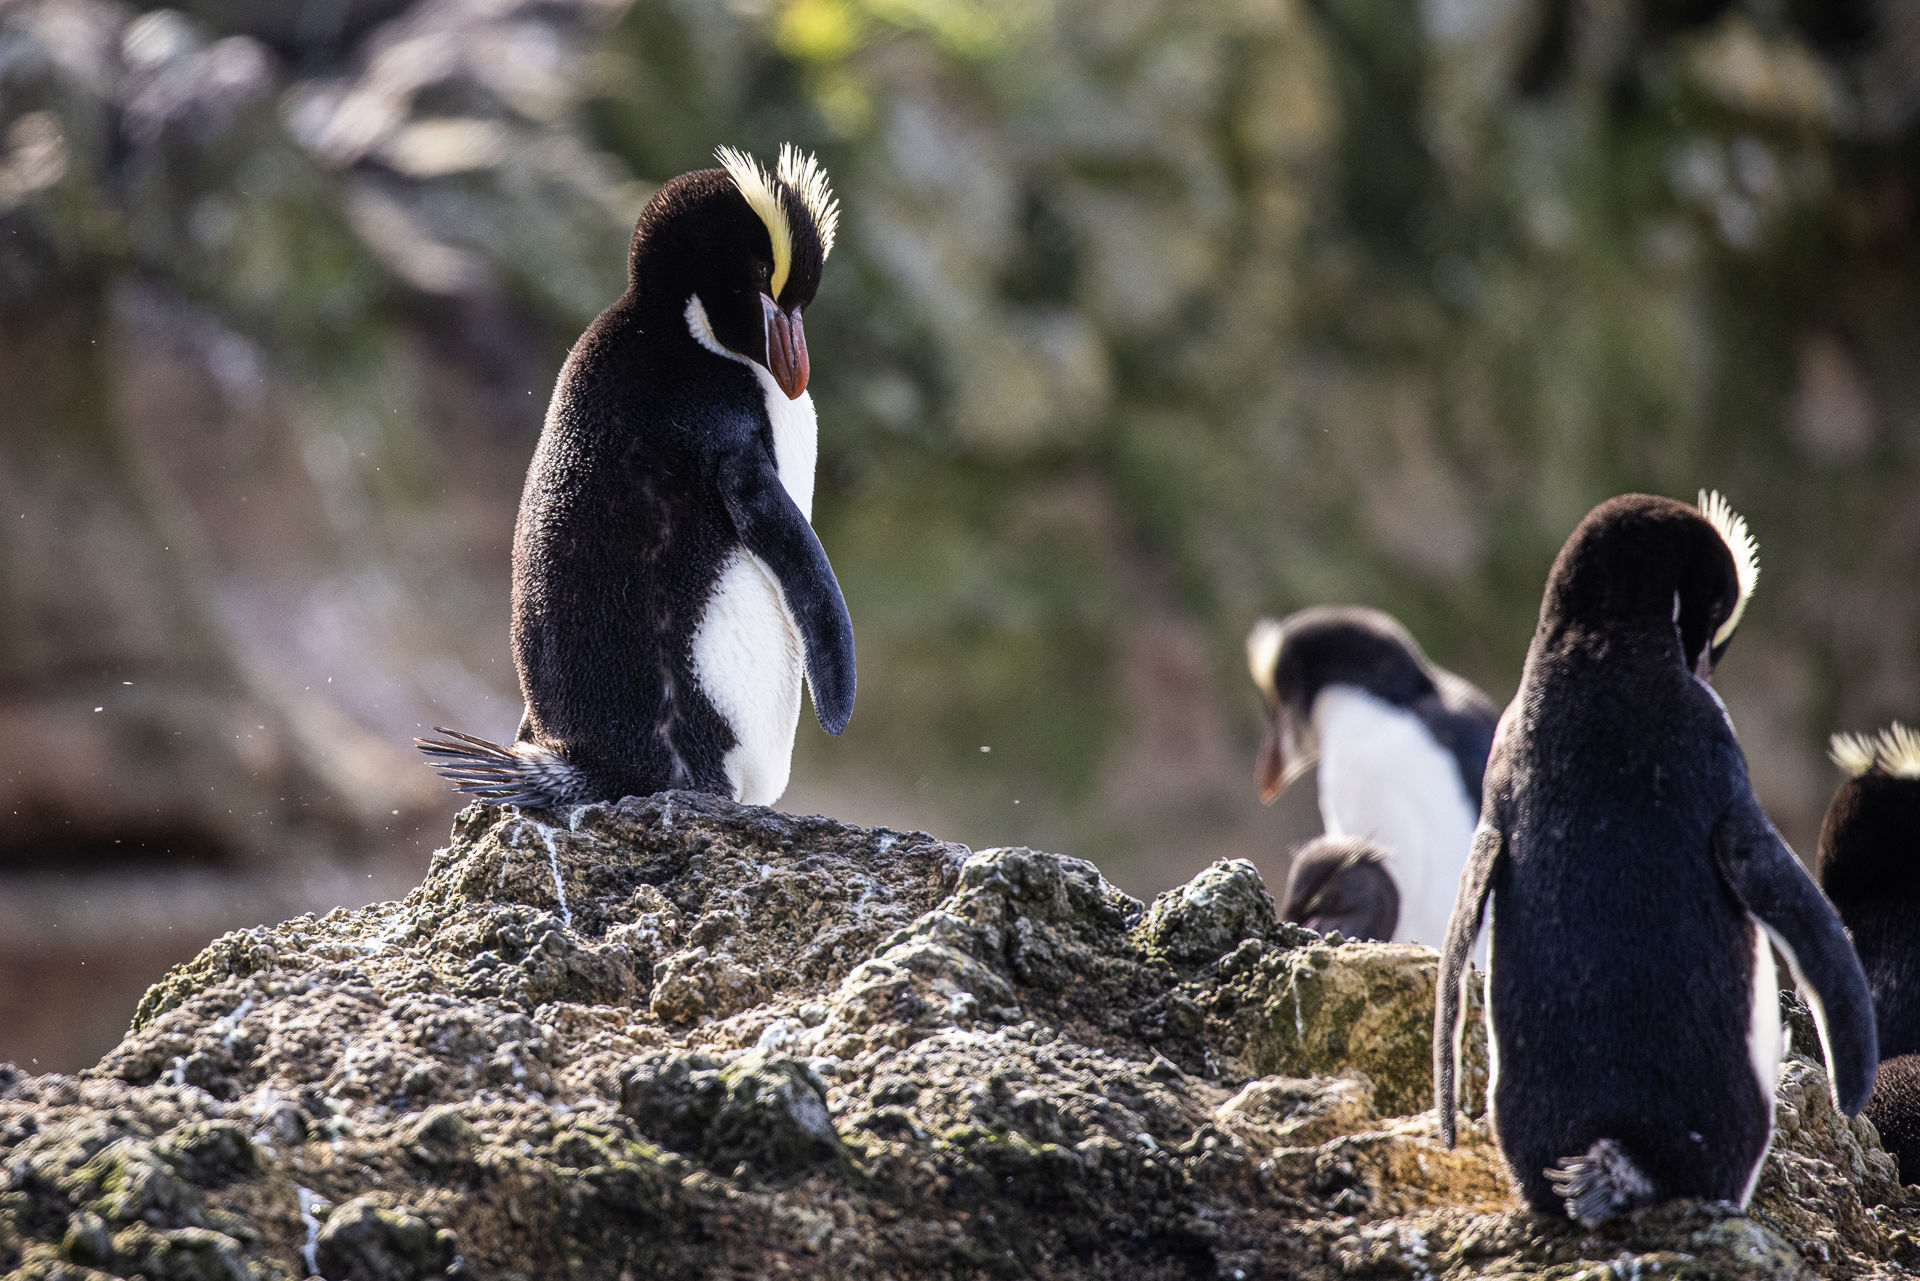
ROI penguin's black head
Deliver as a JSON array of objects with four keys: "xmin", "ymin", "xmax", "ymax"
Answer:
[
  {"xmin": 627, "ymin": 144, "xmax": 840, "ymax": 399},
  {"xmin": 1818, "ymin": 724, "xmax": 1920, "ymax": 912},
  {"xmin": 1282, "ymin": 835, "xmax": 1400, "ymax": 942},
  {"xmin": 1542, "ymin": 491, "xmax": 1759, "ymax": 681},
  {"xmin": 1246, "ymin": 606, "xmax": 1438, "ymax": 804}
]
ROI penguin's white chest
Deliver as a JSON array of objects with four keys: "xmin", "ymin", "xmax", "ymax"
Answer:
[
  {"xmin": 688, "ymin": 358, "xmax": 819, "ymax": 806},
  {"xmin": 1313, "ymin": 685, "xmax": 1481, "ymax": 949}
]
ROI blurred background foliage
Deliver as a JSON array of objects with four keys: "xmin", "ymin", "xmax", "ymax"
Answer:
[{"xmin": 1, "ymin": 0, "xmax": 1916, "ymax": 1067}]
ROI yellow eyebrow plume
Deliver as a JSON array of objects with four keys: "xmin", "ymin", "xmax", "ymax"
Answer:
[
  {"xmin": 716, "ymin": 145, "xmax": 792, "ymax": 297},
  {"xmin": 1696, "ymin": 490, "xmax": 1759, "ymax": 648},
  {"xmin": 717, "ymin": 144, "xmax": 838, "ymax": 300},
  {"xmin": 775, "ymin": 143, "xmax": 839, "ymax": 258},
  {"xmin": 1830, "ymin": 723, "xmax": 1920, "ymax": 779}
]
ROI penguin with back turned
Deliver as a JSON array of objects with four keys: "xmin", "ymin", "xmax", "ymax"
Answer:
[
  {"xmin": 1818, "ymin": 723, "xmax": 1920, "ymax": 1182},
  {"xmin": 418, "ymin": 145, "xmax": 854, "ymax": 808},
  {"xmin": 1246, "ymin": 606, "xmax": 1499, "ymax": 948},
  {"xmin": 1434, "ymin": 491, "xmax": 1877, "ymax": 1226}
]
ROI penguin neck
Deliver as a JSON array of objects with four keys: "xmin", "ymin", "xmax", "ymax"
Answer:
[
  {"xmin": 1533, "ymin": 610, "xmax": 1694, "ymax": 691},
  {"xmin": 1312, "ymin": 684, "xmax": 1479, "ymax": 947},
  {"xmin": 682, "ymin": 294, "xmax": 818, "ymax": 519}
]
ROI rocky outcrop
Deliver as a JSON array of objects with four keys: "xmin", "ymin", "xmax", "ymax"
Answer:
[{"xmin": 1, "ymin": 796, "xmax": 1912, "ymax": 1279}]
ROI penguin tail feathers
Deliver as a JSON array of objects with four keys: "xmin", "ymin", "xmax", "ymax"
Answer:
[
  {"xmin": 1545, "ymin": 1139, "xmax": 1657, "ymax": 1228},
  {"xmin": 415, "ymin": 727, "xmax": 579, "ymax": 809}
]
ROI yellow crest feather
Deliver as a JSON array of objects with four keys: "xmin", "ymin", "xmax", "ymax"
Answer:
[
  {"xmin": 716, "ymin": 145, "xmax": 792, "ymax": 298},
  {"xmin": 716, "ymin": 143, "xmax": 838, "ymax": 301},
  {"xmin": 1830, "ymin": 723, "xmax": 1920, "ymax": 779},
  {"xmin": 776, "ymin": 143, "xmax": 839, "ymax": 258},
  {"xmin": 1246, "ymin": 618, "xmax": 1284, "ymax": 702},
  {"xmin": 1696, "ymin": 490, "xmax": 1759, "ymax": 648}
]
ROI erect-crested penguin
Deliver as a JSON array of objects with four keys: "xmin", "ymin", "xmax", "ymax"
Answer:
[
  {"xmin": 1819, "ymin": 722, "xmax": 1920, "ymax": 1182},
  {"xmin": 1435, "ymin": 491, "xmax": 1876, "ymax": 1226},
  {"xmin": 1281, "ymin": 834, "xmax": 1399, "ymax": 942},
  {"xmin": 1245, "ymin": 605, "xmax": 1499, "ymax": 949},
  {"xmin": 419, "ymin": 144, "xmax": 854, "ymax": 809}
]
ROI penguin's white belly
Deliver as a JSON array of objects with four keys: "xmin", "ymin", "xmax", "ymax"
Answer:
[
  {"xmin": 681, "ymin": 293, "xmax": 822, "ymax": 806},
  {"xmin": 1314, "ymin": 685, "xmax": 1481, "ymax": 951},
  {"xmin": 693, "ymin": 553, "xmax": 805, "ymax": 805}
]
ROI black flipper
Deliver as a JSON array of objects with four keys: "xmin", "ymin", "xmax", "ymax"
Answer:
[
  {"xmin": 1545, "ymin": 1138, "xmax": 1656, "ymax": 1227},
  {"xmin": 1435, "ymin": 818, "xmax": 1504, "ymax": 1147},
  {"xmin": 1710, "ymin": 790, "xmax": 1879, "ymax": 1114},
  {"xmin": 416, "ymin": 727, "xmax": 579, "ymax": 808},
  {"xmin": 715, "ymin": 449, "xmax": 857, "ymax": 734}
]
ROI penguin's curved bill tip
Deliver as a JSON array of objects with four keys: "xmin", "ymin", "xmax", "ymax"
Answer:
[
  {"xmin": 1256, "ymin": 722, "xmax": 1287, "ymax": 804},
  {"xmin": 762, "ymin": 293, "xmax": 809, "ymax": 399}
]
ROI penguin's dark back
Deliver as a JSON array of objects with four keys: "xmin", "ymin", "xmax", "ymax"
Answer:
[
  {"xmin": 1485, "ymin": 624, "xmax": 1761, "ymax": 1196},
  {"xmin": 509, "ymin": 294, "xmax": 766, "ymax": 794},
  {"xmin": 1819, "ymin": 773, "xmax": 1920, "ymax": 1058}
]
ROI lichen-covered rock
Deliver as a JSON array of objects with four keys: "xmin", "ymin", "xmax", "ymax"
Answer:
[
  {"xmin": 1205, "ymin": 933, "xmax": 1489, "ymax": 1119},
  {"xmin": 1, "ymin": 795, "xmax": 1913, "ymax": 1278},
  {"xmin": 1133, "ymin": 857, "xmax": 1286, "ymax": 969},
  {"xmin": 313, "ymin": 1197, "xmax": 459, "ymax": 1281}
]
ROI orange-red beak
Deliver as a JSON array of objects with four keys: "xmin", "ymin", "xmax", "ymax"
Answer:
[
  {"xmin": 762, "ymin": 293, "xmax": 809, "ymax": 399},
  {"xmin": 1256, "ymin": 720, "xmax": 1287, "ymax": 805}
]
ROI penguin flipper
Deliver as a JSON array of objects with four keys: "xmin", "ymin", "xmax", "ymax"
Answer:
[
  {"xmin": 1435, "ymin": 818, "xmax": 1504, "ymax": 1147},
  {"xmin": 716, "ymin": 450, "xmax": 857, "ymax": 734},
  {"xmin": 1710, "ymin": 791, "xmax": 1879, "ymax": 1115}
]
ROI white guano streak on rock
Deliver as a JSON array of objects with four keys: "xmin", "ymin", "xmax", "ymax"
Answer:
[
  {"xmin": 537, "ymin": 825, "xmax": 573, "ymax": 929},
  {"xmin": 296, "ymin": 1186, "xmax": 324, "ymax": 1276}
]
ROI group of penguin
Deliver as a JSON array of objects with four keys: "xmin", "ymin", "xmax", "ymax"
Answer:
[
  {"xmin": 414, "ymin": 146, "xmax": 1919, "ymax": 1230},
  {"xmin": 1251, "ymin": 499, "xmax": 1915, "ymax": 1223}
]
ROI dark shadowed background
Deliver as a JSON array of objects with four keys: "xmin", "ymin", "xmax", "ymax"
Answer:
[{"xmin": 2, "ymin": 0, "xmax": 1917, "ymax": 1070}]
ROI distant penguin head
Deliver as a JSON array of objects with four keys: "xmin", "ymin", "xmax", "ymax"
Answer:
[
  {"xmin": 1818, "ymin": 723, "xmax": 1920, "ymax": 912},
  {"xmin": 628, "ymin": 144, "xmax": 840, "ymax": 399},
  {"xmin": 1541, "ymin": 491, "xmax": 1758, "ymax": 681},
  {"xmin": 1281, "ymin": 835, "xmax": 1400, "ymax": 941},
  {"xmin": 1245, "ymin": 606, "xmax": 1437, "ymax": 803}
]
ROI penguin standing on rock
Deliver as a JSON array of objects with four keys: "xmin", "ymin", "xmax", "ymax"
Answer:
[
  {"xmin": 419, "ymin": 145, "xmax": 855, "ymax": 808},
  {"xmin": 1818, "ymin": 723, "xmax": 1920, "ymax": 1182},
  {"xmin": 1435, "ymin": 492, "xmax": 1877, "ymax": 1227},
  {"xmin": 1246, "ymin": 606, "xmax": 1499, "ymax": 947}
]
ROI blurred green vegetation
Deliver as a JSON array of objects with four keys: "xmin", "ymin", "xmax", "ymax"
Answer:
[
  {"xmin": 2, "ymin": 0, "xmax": 1916, "ymax": 898},
  {"xmin": 578, "ymin": 0, "xmax": 1920, "ymax": 865}
]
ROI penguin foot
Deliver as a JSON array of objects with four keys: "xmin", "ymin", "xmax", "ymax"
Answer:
[
  {"xmin": 415, "ymin": 727, "xmax": 578, "ymax": 809},
  {"xmin": 1545, "ymin": 1138, "xmax": 1656, "ymax": 1227}
]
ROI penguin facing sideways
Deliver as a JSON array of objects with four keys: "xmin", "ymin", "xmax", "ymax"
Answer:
[
  {"xmin": 1281, "ymin": 834, "xmax": 1400, "ymax": 942},
  {"xmin": 418, "ymin": 145, "xmax": 854, "ymax": 808},
  {"xmin": 1435, "ymin": 491, "xmax": 1878, "ymax": 1227},
  {"xmin": 1818, "ymin": 723, "xmax": 1920, "ymax": 1182},
  {"xmin": 1246, "ymin": 606, "xmax": 1500, "ymax": 948}
]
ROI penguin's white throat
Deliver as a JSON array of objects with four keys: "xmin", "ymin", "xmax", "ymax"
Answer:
[{"xmin": 683, "ymin": 294, "xmax": 818, "ymax": 518}]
